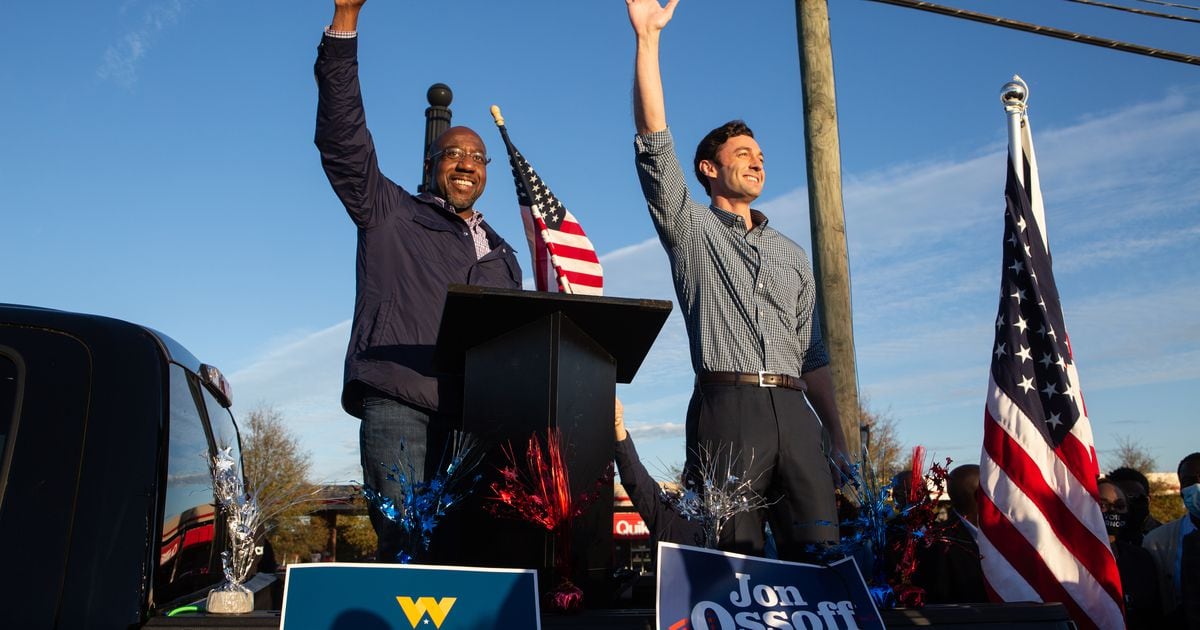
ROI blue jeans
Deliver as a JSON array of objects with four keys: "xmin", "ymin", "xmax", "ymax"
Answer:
[{"xmin": 360, "ymin": 395, "xmax": 431, "ymax": 563}]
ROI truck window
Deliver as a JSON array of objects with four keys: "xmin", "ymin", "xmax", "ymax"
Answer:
[
  {"xmin": 155, "ymin": 364, "xmax": 219, "ymax": 606},
  {"xmin": 201, "ymin": 387, "xmax": 242, "ymax": 470}
]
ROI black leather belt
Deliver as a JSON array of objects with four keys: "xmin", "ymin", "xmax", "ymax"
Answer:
[{"xmin": 697, "ymin": 371, "xmax": 807, "ymax": 392}]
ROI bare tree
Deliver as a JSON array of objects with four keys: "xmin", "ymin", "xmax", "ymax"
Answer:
[
  {"xmin": 240, "ymin": 405, "xmax": 325, "ymax": 564},
  {"xmin": 860, "ymin": 403, "xmax": 905, "ymax": 481},
  {"xmin": 1106, "ymin": 434, "xmax": 1158, "ymax": 474}
]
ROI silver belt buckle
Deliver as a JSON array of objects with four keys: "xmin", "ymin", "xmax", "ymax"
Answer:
[{"xmin": 757, "ymin": 370, "xmax": 777, "ymax": 388}]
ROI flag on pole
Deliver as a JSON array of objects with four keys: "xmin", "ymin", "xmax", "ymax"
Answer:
[
  {"xmin": 977, "ymin": 84, "xmax": 1124, "ymax": 630},
  {"xmin": 491, "ymin": 107, "xmax": 603, "ymax": 296}
]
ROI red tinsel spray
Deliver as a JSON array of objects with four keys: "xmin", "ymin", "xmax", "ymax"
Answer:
[{"xmin": 488, "ymin": 428, "xmax": 613, "ymax": 613}]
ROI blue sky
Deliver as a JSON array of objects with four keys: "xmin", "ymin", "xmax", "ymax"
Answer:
[{"xmin": 3, "ymin": 1, "xmax": 1198, "ymax": 482}]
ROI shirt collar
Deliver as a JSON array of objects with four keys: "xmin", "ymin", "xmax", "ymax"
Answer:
[
  {"xmin": 709, "ymin": 205, "xmax": 769, "ymax": 230},
  {"xmin": 417, "ymin": 191, "xmax": 484, "ymax": 224}
]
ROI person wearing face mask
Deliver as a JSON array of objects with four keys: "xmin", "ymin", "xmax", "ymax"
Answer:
[
  {"xmin": 1098, "ymin": 479, "xmax": 1163, "ymax": 629},
  {"xmin": 1144, "ymin": 452, "xmax": 1200, "ymax": 628},
  {"xmin": 1108, "ymin": 466, "xmax": 1163, "ymax": 544}
]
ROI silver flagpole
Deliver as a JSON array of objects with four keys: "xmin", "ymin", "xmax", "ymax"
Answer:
[{"xmin": 1001, "ymin": 76, "xmax": 1029, "ymax": 187}]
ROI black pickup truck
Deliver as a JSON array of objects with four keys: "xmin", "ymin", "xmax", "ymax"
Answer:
[{"xmin": 0, "ymin": 304, "xmax": 276, "ymax": 628}]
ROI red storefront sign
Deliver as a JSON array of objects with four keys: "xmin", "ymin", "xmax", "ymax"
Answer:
[{"xmin": 613, "ymin": 512, "xmax": 649, "ymax": 539}]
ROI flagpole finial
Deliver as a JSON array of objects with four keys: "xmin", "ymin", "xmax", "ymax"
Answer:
[
  {"xmin": 490, "ymin": 105, "xmax": 504, "ymax": 127},
  {"xmin": 1001, "ymin": 75, "xmax": 1028, "ymax": 112}
]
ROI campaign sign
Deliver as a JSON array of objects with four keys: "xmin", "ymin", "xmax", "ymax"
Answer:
[
  {"xmin": 656, "ymin": 543, "xmax": 884, "ymax": 630},
  {"xmin": 280, "ymin": 563, "xmax": 540, "ymax": 630}
]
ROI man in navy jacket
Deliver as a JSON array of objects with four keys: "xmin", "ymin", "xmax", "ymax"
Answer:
[{"xmin": 315, "ymin": 0, "xmax": 521, "ymax": 562}]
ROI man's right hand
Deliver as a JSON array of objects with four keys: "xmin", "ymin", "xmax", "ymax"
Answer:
[
  {"xmin": 331, "ymin": 0, "xmax": 365, "ymax": 32},
  {"xmin": 626, "ymin": 0, "xmax": 679, "ymax": 40},
  {"xmin": 615, "ymin": 397, "xmax": 628, "ymax": 442}
]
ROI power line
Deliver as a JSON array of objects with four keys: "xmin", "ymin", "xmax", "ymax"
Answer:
[
  {"xmin": 862, "ymin": 0, "xmax": 1200, "ymax": 66},
  {"xmin": 1136, "ymin": 0, "xmax": 1200, "ymax": 12},
  {"xmin": 1066, "ymin": 0, "xmax": 1200, "ymax": 24}
]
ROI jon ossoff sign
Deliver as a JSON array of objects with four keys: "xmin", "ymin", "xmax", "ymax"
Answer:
[{"xmin": 656, "ymin": 543, "xmax": 883, "ymax": 630}]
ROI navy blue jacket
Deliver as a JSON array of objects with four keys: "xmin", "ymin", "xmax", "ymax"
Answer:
[{"xmin": 315, "ymin": 35, "xmax": 521, "ymax": 417}]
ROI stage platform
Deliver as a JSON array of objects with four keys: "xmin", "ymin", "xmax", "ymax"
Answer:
[{"xmin": 145, "ymin": 602, "xmax": 1071, "ymax": 629}]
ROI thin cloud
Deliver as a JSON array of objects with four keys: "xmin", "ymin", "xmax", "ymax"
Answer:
[
  {"xmin": 98, "ymin": 0, "xmax": 189, "ymax": 87},
  {"xmin": 625, "ymin": 422, "xmax": 686, "ymax": 440}
]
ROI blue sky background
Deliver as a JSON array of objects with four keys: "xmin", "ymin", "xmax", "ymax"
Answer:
[{"xmin": 3, "ymin": 1, "xmax": 1198, "ymax": 482}]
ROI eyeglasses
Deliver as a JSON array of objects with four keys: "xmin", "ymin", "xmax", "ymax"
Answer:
[
  {"xmin": 431, "ymin": 147, "xmax": 491, "ymax": 166},
  {"xmin": 1099, "ymin": 499, "xmax": 1127, "ymax": 512}
]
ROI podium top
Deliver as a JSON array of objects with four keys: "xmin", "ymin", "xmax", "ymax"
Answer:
[{"xmin": 434, "ymin": 285, "xmax": 672, "ymax": 383}]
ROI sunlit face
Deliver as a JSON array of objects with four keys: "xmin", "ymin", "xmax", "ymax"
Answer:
[
  {"xmin": 1098, "ymin": 482, "xmax": 1126, "ymax": 514},
  {"xmin": 702, "ymin": 135, "xmax": 764, "ymax": 202},
  {"xmin": 429, "ymin": 127, "xmax": 488, "ymax": 211}
]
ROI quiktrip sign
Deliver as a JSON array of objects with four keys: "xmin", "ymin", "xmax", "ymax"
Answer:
[{"xmin": 656, "ymin": 543, "xmax": 883, "ymax": 630}]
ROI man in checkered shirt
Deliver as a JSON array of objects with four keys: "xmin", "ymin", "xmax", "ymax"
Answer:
[{"xmin": 626, "ymin": 0, "xmax": 851, "ymax": 559}]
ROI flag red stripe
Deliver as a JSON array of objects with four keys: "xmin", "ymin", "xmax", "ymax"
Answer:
[
  {"xmin": 983, "ymin": 414, "xmax": 1124, "ymax": 607},
  {"xmin": 978, "ymin": 492, "xmax": 1099, "ymax": 630},
  {"xmin": 555, "ymin": 219, "xmax": 588, "ymax": 237},
  {"xmin": 1058, "ymin": 432, "xmax": 1100, "ymax": 498},
  {"xmin": 544, "ymin": 241, "xmax": 601, "ymax": 264},
  {"xmin": 534, "ymin": 228, "xmax": 552, "ymax": 292},
  {"xmin": 560, "ymin": 270, "xmax": 604, "ymax": 288}
]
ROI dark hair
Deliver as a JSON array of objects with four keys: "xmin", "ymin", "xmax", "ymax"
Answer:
[
  {"xmin": 1179, "ymin": 452, "xmax": 1200, "ymax": 477},
  {"xmin": 693, "ymin": 120, "xmax": 754, "ymax": 197},
  {"xmin": 947, "ymin": 464, "xmax": 980, "ymax": 517},
  {"xmin": 1107, "ymin": 467, "xmax": 1151, "ymax": 494}
]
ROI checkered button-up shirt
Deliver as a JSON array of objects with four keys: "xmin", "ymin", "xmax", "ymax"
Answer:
[{"xmin": 634, "ymin": 128, "xmax": 829, "ymax": 378}]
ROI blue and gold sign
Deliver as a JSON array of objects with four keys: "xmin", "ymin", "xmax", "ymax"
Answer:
[{"xmin": 281, "ymin": 563, "xmax": 540, "ymax": 629}]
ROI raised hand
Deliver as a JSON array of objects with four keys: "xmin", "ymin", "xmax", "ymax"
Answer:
[
  {"xmin": 331, "ymin": 0, "xmax": 365, "ymax": 32},
  {"xmin": 626, "ymin": 0, "xmax": 679, "ymax": 39},
  {"xmin": 615, "ymin": 397, "xmax": 628, "ymax": 442}
]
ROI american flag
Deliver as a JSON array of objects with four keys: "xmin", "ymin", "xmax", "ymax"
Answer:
[
  {"xmin": 977, "ymin": 110, "xmax": 1124, "ymax": 630},
  {"xmin": 494, "ymin": 116, "xmax": 603, "ymax": 296}
]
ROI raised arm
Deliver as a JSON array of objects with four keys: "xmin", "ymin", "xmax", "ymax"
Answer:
[
  {"xmin": 315, "ymin": 0, "xmax": 401, "ymax": 228},
  {"xmin": 627, "ymin": 0, "xmax": 678, "ymax": 136}
]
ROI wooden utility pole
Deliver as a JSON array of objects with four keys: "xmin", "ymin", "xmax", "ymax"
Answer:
[{"xmin": 795, "ymin": 0, "xmax": 862, "ymax": 457}]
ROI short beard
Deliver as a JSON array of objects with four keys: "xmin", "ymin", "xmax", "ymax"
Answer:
[{"xmin": 434, "ymin": 184, "xmax": 482, "ymax": 212}]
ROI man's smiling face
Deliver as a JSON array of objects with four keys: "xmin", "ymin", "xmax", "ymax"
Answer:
[
  {"xmin": 429, "ymin": 126, "xmax": 488, "ymax": 211},
  {"xmin": 705, "ymin": 134, "xmax": 764, "ymax": 203}
]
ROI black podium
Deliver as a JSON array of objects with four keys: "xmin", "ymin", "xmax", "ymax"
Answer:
[{"xmin": 433, "ymin": 285, "xmax": 672, "ymax": 598}]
